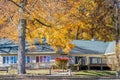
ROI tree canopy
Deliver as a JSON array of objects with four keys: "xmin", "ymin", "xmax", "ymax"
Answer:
[{"xmin": 0, "ymin": 0, "xmax": 117, "ymax": 52}]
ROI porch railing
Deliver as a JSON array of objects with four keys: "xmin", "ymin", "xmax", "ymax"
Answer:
[{"xmin": 9, "ymin": 63, "xmax": 52, "ymax": 69}]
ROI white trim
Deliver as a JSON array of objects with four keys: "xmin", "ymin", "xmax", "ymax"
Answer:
[
  {"xmin": 104, "ymin": 52, "xmax": 115, "ymax": 56},
  {"xmin": 69, "ymin": 53, "xmax": 103, "ymax": 57},
  {"xmin": 0, "ymin": 51, "xmax": 56, "ymax": 55}
]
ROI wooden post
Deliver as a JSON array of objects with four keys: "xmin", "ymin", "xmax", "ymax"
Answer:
[
  {"xmin": 101, "ymin": 58, "xmax": 103, "ymax": 70},
  {"xmin": 86, "ymin": 56, "xmax": 90, "ymax": 70},
  {"xmin": 77, "ymin": 65, "xmax": 79, "ymax": 71},
  {"xmin": 68, "ymin": 69, "xmax": 71, "ymax": 76},
  {"xmin": 49, "ymin": 67, "xmax": 51, "ymax": 75}
]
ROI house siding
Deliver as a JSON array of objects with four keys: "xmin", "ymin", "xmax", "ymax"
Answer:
[
  {"xmin": 30, "ymin": 56, "xmax": 36, "ymax": 63},
  {"xmin": 0, "ymin": 56, "xmax": 2, "ymax": 65}
]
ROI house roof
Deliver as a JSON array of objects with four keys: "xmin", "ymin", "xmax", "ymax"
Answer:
[
  {"xmin": 105, "ymin": 41, "xmax": 115, "ymax": 55},
  {"xmin": 70, "ymin": 40, "xmax": 109, "ymax": 54},
  {"xmin": 0, "ymin": 39, "xmax": 115, "ymax": 55},
  {"xmin": 0, "ymin": 39, "xmax": 54, "ymax": 54},
  {"xmin": 70, "ymin": 40, "xmax": 115, "ymax": 54}
]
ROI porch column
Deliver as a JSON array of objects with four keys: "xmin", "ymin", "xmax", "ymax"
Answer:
[
  {"xmin": 86, "ymin": 56, "xmax": 90, "ymax": 70},
  {"xmin": 77, "ymin": 57, "xmax": 80, "ymax": 71},
  {"xmin": 49, "ymin": 67, "xmax": 52, "ymax": 75},
  {"xmin": 101, "ymin": 58, "xmax": 103, "ymax": 70}
]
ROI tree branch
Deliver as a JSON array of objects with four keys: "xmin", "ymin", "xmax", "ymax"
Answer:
[
  {"xmin": 8, "ymin": 0, "xmax": 51, "ymax": 27},
  {"xmin": 8, "ymin": 0, "xmax": 21, "ymax": 8},
  {"xmin": 29, "ymin": 0, "xmax": 38, "ymax": 11},
  {"xmin": 34, "ymin": 18, "xmax": 51, "ymax": 27},
  {"xmin": 8, "ymin": 0, "xmax": 30, "ymax": 14}
]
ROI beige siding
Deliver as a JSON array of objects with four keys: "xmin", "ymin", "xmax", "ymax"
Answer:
[
  {"xmin": 0, "ymin": 56, "xmax": 2, "ymax": 65},
  {"xmin": 30, "ymin": 56, "xmax": 36, "ymax": 63},
  {"xmin": 70, "ymin": 54, "xmax": 103, "ymax": 57}
]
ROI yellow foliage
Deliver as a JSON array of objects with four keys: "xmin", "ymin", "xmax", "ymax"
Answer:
[
  {"xmin": 0, "ymin": 0, "xmax": 116, "ymax": 53},
  {"xmin": 29, "ymin": 45, "xmax": 36, "ymax": 50},
  {"xmin": 0, "ymin": 17, "xmax": 7, "ymax": 24}
]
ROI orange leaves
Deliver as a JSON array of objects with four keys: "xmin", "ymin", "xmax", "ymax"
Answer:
[
  {"xmin": 0, "ymin": 17, "xmax": 7, "ymax": 24},
  {"xmin": 0, "ymin": 26, "xmax": 18, "ymax": 41},
  {"xmin": 63, "ymin": 44, "xmax": 75, "ymax": 53},
  {"xmin": 0, "ymin": 0, "xmax": 100, "ymax": 54},
  {"xmin": 29, "ymin": 45, "xmax": 36, "ymax": 50}
]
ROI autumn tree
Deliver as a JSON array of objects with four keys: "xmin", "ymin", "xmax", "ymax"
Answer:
[
  {"xmin": 66, "ymin": 0, "xmax": 120, "ymax": 77},
  {"xmin": 69, "ymin": 0, "xmax": 116, "ymax": 41},
  {"xmin": 93, "ymin": 0, "xmax": 120, "ymax": 78},
  {"xmin": 0, "ymin": 0, "xmax": 119, "ymax": 76},
  {"xmin": 0, "ymin": 0, "xmax": 76, "ymax": 74}
]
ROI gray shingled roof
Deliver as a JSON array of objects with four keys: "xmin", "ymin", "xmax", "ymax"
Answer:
[
  {"xmin": 0, "ymin": 39, "xmax": 115, "ymax": 55},
  {"xmin": 70, "ymin": 40, "xmax": 110, "ymax": 54},
  {"xmin": 105, "ymin": 41, "xmax": 115, "ymax": 54},
  {"xmin": 0, "ymin": 39, "xmax": 54, "ymax": 54}
]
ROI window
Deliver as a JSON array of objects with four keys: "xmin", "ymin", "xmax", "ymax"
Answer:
[
  {"xmin": 81, "ymin": 57, "xmax": 86, "ymax": 65},
  {"xmin": 47, "ymin": 56, "xmax": 51, "ymax": 62},
  {"xmin": 26, "ymin": 56, "xmax": 30, "ymax": 63},
  {"xmin": 91, "ymin": 58, "xmax": 97, "ymax": 64},
  {"xmin": 7, "ymin": 56, "xmax": 9, "ymax": 64},
  {"xmin": 2, "ymin": 56, "xmax": 30, "ymax": 64},
  {"xmin": 75, "ymin": 57, "xmax": 86, "ymax": 65},
  {"xmin": 102, "ymin": 59, "xmax": 106, "ymax": 64},
  {"xmin": 36, "ymin": 56, "xmax": 39, "ymax": 63},
  {"xmin": 14, "ymin": 56, "xmax": 17, "ymax": 63},
  {"xmin": 90, "ymin": 57, "xmax": 101, "ymax": 64},
  {"xmin": 44, "ymin": 56, "xmax": 46, "ymax": 62},
  {"xmin": 10, "ymin": 56, "xmax": 14, "ymax": 64},
  {"xmin": 42, "ymin": 56, "xmax": 44, "ymax": 62},
  {"xmin": 3, "ymin": 56, "xmax": 17, "ymax": 64},
  {"xmin": 36, "ymin": 56, "xmax": 51, "ymax": 63},
  {"xmin": 3, "ymin": 57, "xmax": 6, "ymax": 64},
  {"xmin": 40, "ymin": 56, "xmax": 42, "ymax": 62}
]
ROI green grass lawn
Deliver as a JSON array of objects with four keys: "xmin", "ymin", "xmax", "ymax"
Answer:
[
  {"xmin": 74, "ymin": 70, "xmax": 116, "ymax": 77},
  {"xmin": 0, "ymin": 69, "xmax": 50, "ymax": 75},
  {"xmin": 0, "ymin": 69, "xmax": 116, "ymax": 77}
]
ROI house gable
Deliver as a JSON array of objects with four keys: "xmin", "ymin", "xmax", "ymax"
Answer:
[{"xmin": 105, "ymin": 41, "xmax": 115, "ymax": 55}]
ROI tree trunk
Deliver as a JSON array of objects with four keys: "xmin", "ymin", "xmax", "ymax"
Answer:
[
  {"xmin": 75, "ymin": 26, "xmax": 79, "ymax": 40},
  {"xmin": 115, "ymin": 0, "xmax": 120, "ymax": 78},
  {"xmin": 17, "ymin": 0, "xmax": 27, "ymax": 75},
  {"xmin": 18, "ymin": 19, "xmax": 26, "ymax": 74}
]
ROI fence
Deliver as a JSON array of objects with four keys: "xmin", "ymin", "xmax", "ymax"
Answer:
[{"xmin": 10, "ymin": 63, "xmax": 51, "ymax": 69}]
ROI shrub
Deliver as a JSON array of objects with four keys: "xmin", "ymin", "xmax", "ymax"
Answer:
[{"xmin": 55, "ymin": 57, "xmax": 69, "ymax": 70}]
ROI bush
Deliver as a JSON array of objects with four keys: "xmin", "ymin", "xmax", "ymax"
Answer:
[{"xmin": 55, "ymin": 57, "xmax": 69, "ymax": 70}]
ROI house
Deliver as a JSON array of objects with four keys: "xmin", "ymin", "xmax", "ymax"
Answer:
[
  {"xmin": 68, "ymin": 40, "xmax": 115, "ymax": 70},
  {"xmin": 0, "ymin": 39, "xmax": 116, "ymax": 70},
  {"xmin": 0, "ymin": 39, "xmax": 58, "ymax": 69}
]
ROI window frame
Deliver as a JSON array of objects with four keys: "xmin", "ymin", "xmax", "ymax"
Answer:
[
  {"xmin": 90, "ymin": 57, "xmax": 102, "ymax": 64},
  {"xmin": 36, "ymin": 55, "xmax": 51, "ymax": 63}
]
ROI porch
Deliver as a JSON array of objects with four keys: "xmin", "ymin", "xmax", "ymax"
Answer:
[{"xmin": 70, "ymin": 56, "xmax": 110, "ymax": 70}]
